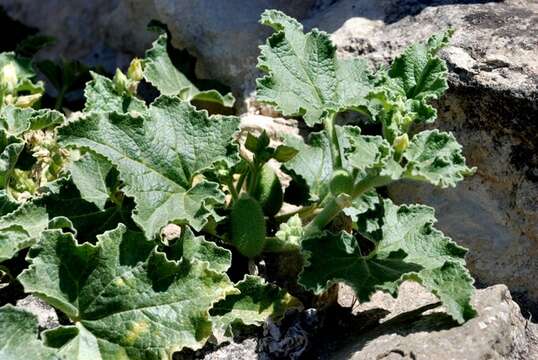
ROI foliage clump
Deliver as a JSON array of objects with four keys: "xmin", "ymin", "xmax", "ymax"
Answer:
[{"xmin": 0, "ymin": 10, "xmax": 476, "ymax": 359}]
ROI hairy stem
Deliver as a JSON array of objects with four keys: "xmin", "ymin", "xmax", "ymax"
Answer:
[
  {"xmin": 304, "ymin": 174, "xmax": 392, "ymax": 236},
  {"xmin": 323, "ymin": 112, "xmax": 342, "ymax": 169}
]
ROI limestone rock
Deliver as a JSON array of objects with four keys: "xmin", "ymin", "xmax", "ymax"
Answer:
[
  {"xmin": 15, "ymin": 295, "xmax": 59, "ymax": 330},
  {"xmin": 334, "ymin": 284, "xmax": 538, "ymax": 360}
]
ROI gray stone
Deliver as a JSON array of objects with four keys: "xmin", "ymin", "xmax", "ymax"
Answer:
[
  {"xmin": 15, "ymin": 295, "xmax": 59, "ymax": 330},
  {"xmin": 202, "ymin": 339, "xmax": 258, "ymax": 360},
  {"xmin": 334, "ymin": 284, "xmax": 538, "ymax": 360}
]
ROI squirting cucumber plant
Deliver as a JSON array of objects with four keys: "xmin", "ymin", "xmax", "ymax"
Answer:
[{"xmin": 0, "ymin": 10, "xmax": 476, "ymax": 359}]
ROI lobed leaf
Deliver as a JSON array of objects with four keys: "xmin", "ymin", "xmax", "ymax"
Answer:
[
  {"xmin": 59, "ymin": 96, "xmax": 240, "ymax": 238},
  {"xmin": 83, "ymin": 71, "xmax": 146, "ymax": 114},
  {"xmin": 0, "ymin": 202, "xmax": 48, "ymax": 261},
  {"xmin": 210, "ymin": 275, "xmax": 301, "ymax": 340},
  {"xmin": 19, "ymin": 225, "xmax": 238, "ymax": 358},
  {"xmin": 143, "ymin": 32, "xmax": 235, "ymax": 108},
  {"xmin": 257, "ymin": 9, "xmax": 372, "ymax": 126},
  {"xmin": 403, "ymin": 129, "xmax": 476, "ymax": 188}
]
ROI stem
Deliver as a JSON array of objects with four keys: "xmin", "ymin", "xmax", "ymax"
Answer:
[
  {"xmin": 303, "ymin": 193, "xmax": 351, "ymax": 236},
  {"xmin": 323, "ymin": 112, "xmax": 342, "ymax": 169},
  {"xmin": 236, "ymin": 171, "xmax": 247, "ymax": 194},
  {"xmin": 225, "ymin": 176, "xmax": 238, "ymax": 202},
  {"xmin": 54, "ymin": 85, "xmax": 67, "ymax": 111},
  {"xmin": 247, "ymin": 160, "xmax": 260, "ymax": 196},
  {"xmin": 304, "ymin": 174, "xmax": 393, "ymax": 236}
]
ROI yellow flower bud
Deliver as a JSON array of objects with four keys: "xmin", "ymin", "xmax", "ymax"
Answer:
[
  {"xmin": 127, "ymin": 58, "xmax": 144, "ymax": 82},
  {"xmin": 14, "ymin": 93, "xmax": 42, "ymax": 108},
  {"xmin": 393, "ymin": 133, "xmax": 410, "ymax": 154},
  {"xmin": 1, "ymin": 63, "xmax": 18, "ymax": 93}
]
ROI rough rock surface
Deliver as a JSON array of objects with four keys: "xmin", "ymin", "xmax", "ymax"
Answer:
[
  {"xmin": 15, "ymin": 295, "xmax": 59, "ymax": 330},
  {"xmin": 334, "ymin": 283, "xmax": 538, "ymax": 360}
]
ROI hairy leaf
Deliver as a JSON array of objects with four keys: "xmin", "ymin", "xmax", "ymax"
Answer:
[
  {"xmin": 257, "ymin": 9, "xmax": 372, "ymax": 126},
  {"xmin": 166, "ymin": 226, "xmax": 231, "ymax": 273},
  {"xmin": 210, "ymin": 275, "xmax": 301, "ymax": 340},
  {"xmin": 282, "ymin": 132, "xmax": 333, "ymax": 201},
  {"xmin": 59, "ymin": 96, "xmax": 240, "ymax": 238},
  {"xmin": 84, "ymin": 71, "xmax": 146, "ymax": 113},
  {"xmin": 143, "ymin": 32, "xmax": 234, "ymax": 107},
  {"xmin": 403, "ymin": 129, "xmax": 476, "ymax": 188},
  {"xmin": 0, "ymin": 106, "xmax": 64, "ymax": 137},
  {"xmin": 19, "ymin": 225, "xmax": 238, "ymax": 358},
  {"xmin": 0, "ymin": 202, "xmax": 48, "ymax": 261},
  {"xmin": 69, "ymin": 152, "xmax": 113, "ymax": 210},
  {"xmin": 299, "ymin": 230, "xmax": 421, "ymax": 299},
  {"xmin": 357, "ymin": 199, "xmax": 475, "ymax": 323}
]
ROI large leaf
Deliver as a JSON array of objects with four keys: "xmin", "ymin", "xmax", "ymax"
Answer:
[
  {"xmin": 0, "ymin": 305, "xmax": 60, "ymax": 360},
  {"xmin": 19, "ymin": 225, "xmax": 238, "ymax": 358},
  {"xmin": 83, "ymin": 71, "xmax": 146, "ymax": 113},
  {"xmin": 143, "ymin": 32, "xmax": 234, "ymax": 108},
  {"xmin": 256, "ymin": 9, "xmax": 372, "ymax": 126},
  {"xmin": 403, "ymin": 129, "xmax": 476, "ymax": 188},
  {"xmin": 299, "ymin": 230, "xmax": 421, "ymax": 299},
  {"xmin": 0, "ymin": 202, "xmax": 48, "ymax": 261},
  {"xmin": 69, "ymin": 152, "xmax": 114, "ymax": 210},
  {"xmin": 59, "ymin": 96, "xmax": 240, "ymax": 238},
  {"xmin": 357, "ymin": 199, "xmax": 476, "ymax": 323},
  {"xmin": 210, "ymin": 275, "xmax": 301, "ymax": 340}
]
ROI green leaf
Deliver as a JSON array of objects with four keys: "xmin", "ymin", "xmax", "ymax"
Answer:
[
  {"xmin": 357, "ymin": 199, "xmax": 475, "ymax": 323},
  {"xmin": 342, "ymin": 190, "xmax": 380, "ymax": 221},
  {"xmin": 0, "ymin": 190, "xmax": 17, "ymax": 216},
  {"xmin": 0, "ymin": 305, "xmax": 60, "ymax": 359},
  {"xmin": 0, "ymin": 106, "xmax": 64, "ymax": 137},
  {"xmin": 299, "ymin": 230, "xmax": 421, "ymax": 299},
  {"xmin": 282, "ymin": 132, "xmax": 333, "ymax": 201},
  {"xmin": 41, "ymin": 178, "xmax": 131, "ymax": 242},
  {"xmin": 0, "ymin": 131, "xmax": 23, "ymax": 190},
  {"xmin": 210, "ymin": 275, "xmax": 301, "ymax": 340},
  {"xmin": 166, "ymin": 226, "xmax": 231, "ymax": 273},
  {"xmin": 403, "ymin": 129, "xmax": 476, "ymax": 188},
  {"xmin": 69, "ymin": 152, "xmax": 113, "ymax": 210},
  {"xmin": 59, "ymin": 95, "xmax": 240, "ymax": 238},
  {"xmin": 388, "ymin": 30, "xmax": 452, "ymax": 102},
  {"xmin": 256, "ymin": 9, "xmax": 372, "ymax": 126},
  {"xmin": 273, "ymin": 144, "xmax": 298, "ymax": 163},
  {"xmin": 83, "ymin": 71, "xmax": 146, "ymax": 113},
  {"xmin": 19, "ymin": 225, "xmax": 238, "ymax": 358},
  {"xmin": 143, "ymin": 32, "xmax": 235, "ymax": 108},
  {"xmin": 405, "ymin": 262, "xmax": 476, "ymax": 324},
  {"xmin": 336, "ymin": 125, "xmax": 394, "ymax": 175}
]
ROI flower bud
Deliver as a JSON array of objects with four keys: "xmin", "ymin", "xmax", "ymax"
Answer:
[
  {"xmin": 393, "ymin": 133, "xmax": 410, "ymax": 154},
  {"xmin": 15, "ymin": 93, "xmax": 42, "ymax": 108},
  {"xmin": 1, "ymin": 63, "xmax": 17, "ymax": 93},
  {"xmin": 127, "ymin": 58, "xmax": 144, "ymax": 82}
]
